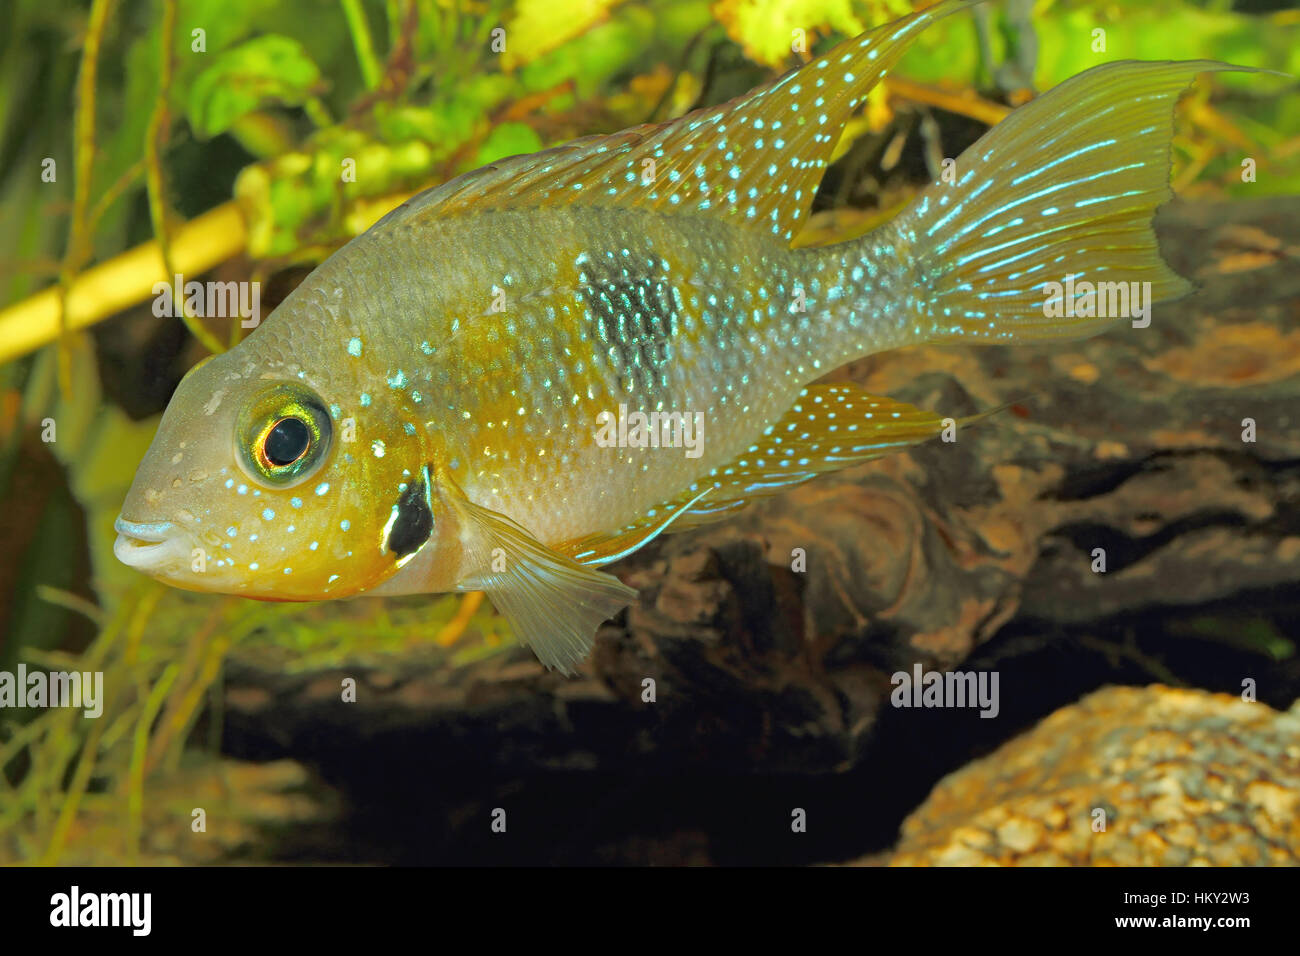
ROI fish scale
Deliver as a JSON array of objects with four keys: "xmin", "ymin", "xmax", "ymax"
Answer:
[
  {"xmin": 116, "ymin": 0, "xmax": 1257, "ymax": 674},
  {"xmin": 354, "ymin": 205, "xmax": 809, "ymax": 543}
]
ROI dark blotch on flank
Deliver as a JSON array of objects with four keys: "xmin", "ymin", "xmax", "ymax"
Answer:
[{"xmin": 589, "ymin": 277, "xmax": 679, "ymax": 393}]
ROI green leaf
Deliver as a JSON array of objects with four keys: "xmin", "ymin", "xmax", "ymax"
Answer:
[
  {"xmin": 475, "ymin": 122, "xmax": 544, "ymax": 166},
  {"xmin": 187, "ymin": 35, "xmax": 324, "ymax": 139}
]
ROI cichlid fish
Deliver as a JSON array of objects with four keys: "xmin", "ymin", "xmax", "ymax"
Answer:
[{"xmin": 115, "ymin": 0, "xmax": 1246, "ymax": 672}]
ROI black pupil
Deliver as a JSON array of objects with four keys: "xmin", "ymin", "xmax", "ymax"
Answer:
[{"xmin": 265, "ymin": 417, "xmax": 311, "ymax": 467}]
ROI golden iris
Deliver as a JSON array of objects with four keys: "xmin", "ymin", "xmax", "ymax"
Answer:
[{"xmin": 237, "ymin": 384, "xmax": 332, "ymax": 485}]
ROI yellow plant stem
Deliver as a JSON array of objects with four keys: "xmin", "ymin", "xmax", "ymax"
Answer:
[
  {"xmin": 0, "ymin": 202, "xmax": 247, "ymax": 366},
  {"xmin": 146, "ymin": 632, "xmax": 232, "ymax": 774},
  {"xmin": 140, "ymin": 601, "xmax": 227, "ymax": 767},
  {"xmin": 883, "ymin": 75, "xmax": 1011, "ymax": 127},
  {"xmin": 0, "ymin": 187, "xmax": 417, "ymax": 367},
  {"xmin": 436, "ymin": 591, "xmax": 485, "ymax": 647}
]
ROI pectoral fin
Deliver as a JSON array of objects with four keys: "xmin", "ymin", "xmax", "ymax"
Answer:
[{"xmin": 440, "ymin": 469, "xmax": 637, "ymax": 674}]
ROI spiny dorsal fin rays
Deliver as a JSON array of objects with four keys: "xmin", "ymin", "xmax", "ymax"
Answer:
[
  {"xmin": 370, "ymin": 127, "xmax": 654, "ymax": 230},
  {"xmin": 375, "ymin": 0, "xmax": 980, "ymax": 244}
]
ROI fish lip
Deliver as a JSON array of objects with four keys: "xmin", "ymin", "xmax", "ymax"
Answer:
[
  {"xmin": 114, "ymin": 516, "xmax": 175, "ymax": 543},
  {"xmin": 113, "ymin": 516, "xmax": 189, "ymax": 570}
]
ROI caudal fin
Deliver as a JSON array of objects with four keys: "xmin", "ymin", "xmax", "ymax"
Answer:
[{"xmin": 887, "ymin": 60, "xmax": 1253, "ymax": 344}]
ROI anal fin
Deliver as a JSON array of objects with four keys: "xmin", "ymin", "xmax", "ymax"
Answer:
[
  {"xmin": 649, "ymin": 384, "xmax": 958, "ymax": 536},
  {"xmin": 564, "ymin": 488, "xmax": 710, "ymax": 567},
  {"xmin": 516, "ymin": 384, "xmax": 975, "ymax": 660}
]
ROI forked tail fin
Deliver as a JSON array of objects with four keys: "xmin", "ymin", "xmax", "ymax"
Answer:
[{"xmin": 883, "ymin": 61, "xmax": 1255, "ymax": 344}]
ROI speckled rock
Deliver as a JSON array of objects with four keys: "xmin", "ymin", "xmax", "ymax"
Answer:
[{"xmin": 883, "ymin": 685, "xmax": 1300, "ymax": 866}]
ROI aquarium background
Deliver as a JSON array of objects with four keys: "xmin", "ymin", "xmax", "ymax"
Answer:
[{"xmin": 1, "ymin": 0, "xmax": 1298, "ymax": 865}]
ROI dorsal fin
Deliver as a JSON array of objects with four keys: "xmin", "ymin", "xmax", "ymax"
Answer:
[{"xmin": 375, "ymin": 0, "xmax": 977, "ymax": 245}]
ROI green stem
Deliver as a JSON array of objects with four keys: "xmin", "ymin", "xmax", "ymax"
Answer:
[
  {"xmin": 386, "ymin": 0, "xmax": 402, "ymax": 50},
  {"xmin": 57, "ymin": 0, "xmax": 118, "ymax": 397},
  {"xmin": 341, "ymin": 0, "xmax": 383, "ymax": 90},
  {"xmin": 304, "ymin": 95, "xmax": 336, "ymax": 130},
  {"xmin": 126, "ymin": 664, "xmax": 180, "ymax": 864},
  {"xmin": 146, "ymin": 0, "xmax": 227, "ymax": 355}
]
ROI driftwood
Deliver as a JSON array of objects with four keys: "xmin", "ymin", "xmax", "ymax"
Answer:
[{"xmin": 218, "ymin": 198, "xmax": 1300, "ymax": 864}]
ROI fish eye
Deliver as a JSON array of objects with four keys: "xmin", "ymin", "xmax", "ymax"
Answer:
[
  {"xmin": 264, "ymin": 417, "xmax": 311, "ymax": 466},
  {"xmin": 237, "ymin": 384, "xmax": 332, "ymax": 486}
]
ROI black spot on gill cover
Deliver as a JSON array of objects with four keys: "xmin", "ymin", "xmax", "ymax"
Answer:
[{"xmin": 386, "ymin": 468, "xmax": 434, "ymax": 559}]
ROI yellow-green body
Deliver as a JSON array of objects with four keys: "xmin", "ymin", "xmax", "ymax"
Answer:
[
  {"xmin": 115, "ymin": 0, "xmax": 1240, "ymax": 672},
  {"xmin": 318, "ymin": 205, "xmax": 908, "ymax": 550}
]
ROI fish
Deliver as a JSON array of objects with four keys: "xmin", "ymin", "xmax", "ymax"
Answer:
[{"xmin": 114, "ymin": 0, "xmax": 1249, "ymax": 673}]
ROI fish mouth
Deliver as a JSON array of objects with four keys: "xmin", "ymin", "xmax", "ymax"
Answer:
[{"xmin": 113, "ymin": 516, "xmax": 190, "ymax": 570}]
